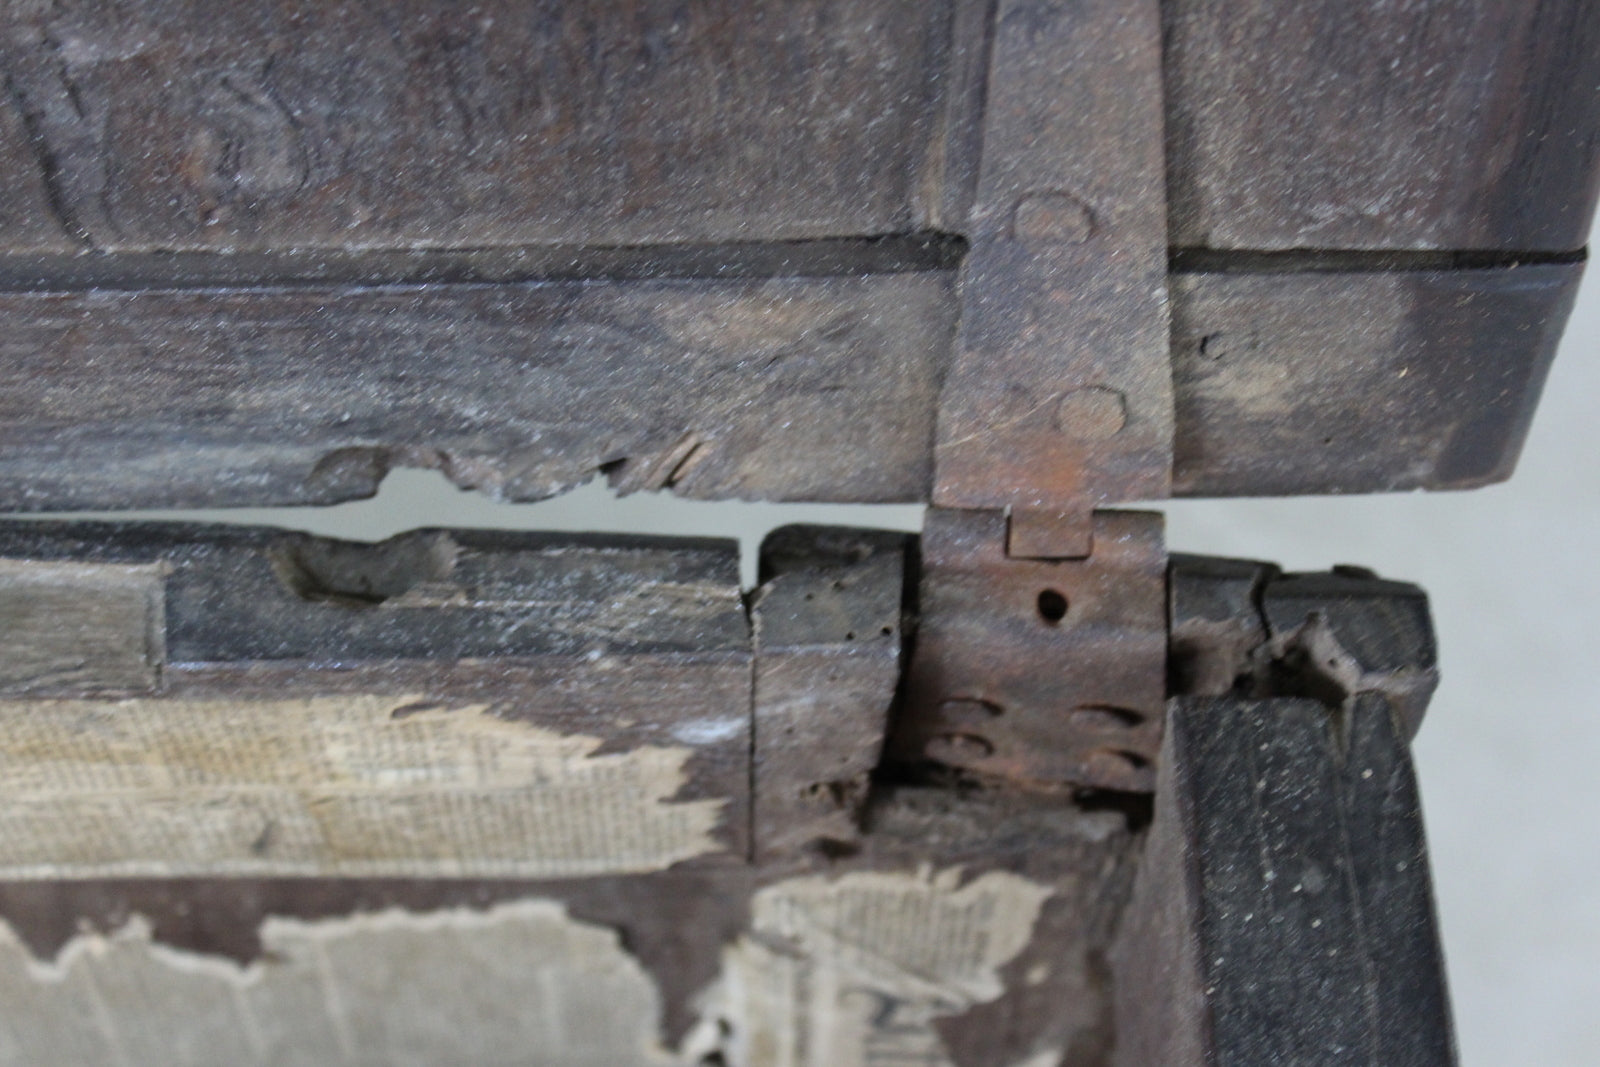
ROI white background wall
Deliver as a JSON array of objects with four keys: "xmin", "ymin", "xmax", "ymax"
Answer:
[{"xmin": 79, "ymin": 229, "xmax": 1599, "ymax": 1065}]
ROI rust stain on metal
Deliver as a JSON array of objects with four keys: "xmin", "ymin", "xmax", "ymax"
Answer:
[
  {"xmin": 933, "ymin": 0, "xmax": 1173, "ymax": 519},
  {"xmin": 893, "ymin": 509, "xmax": 1167, "ymax": 793}
]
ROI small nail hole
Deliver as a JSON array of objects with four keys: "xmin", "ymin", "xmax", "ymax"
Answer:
[{"xmin": 1037, "ymin": 589, "xmax": 1068, "ymax": 624}]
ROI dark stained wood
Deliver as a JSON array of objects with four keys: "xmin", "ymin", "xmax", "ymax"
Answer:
[
  {"xmin": 1170, "ymin": 260, "xmax": 1584, "ymax": 496},
  {"xmin": 1260, "ymin": 571, "xmax": 1439, "ymax": 740},
  {"xmin": 1164, "ymin": 0, "xmax": 1600, "ymax": 252},
  {"xmin": 750, "ymin": 526, "xmax": 907, "ymax": 862},
  {"xmin": 1114, "ymin": 695, "xmax": 1457, "ymax": 1067},
  {"xmin": 0, "ymin": 0, "xmax": 962, "ymax": 251},
  {"xmin": 1168, "ymin": 553, "xmax": 1440, "ymax": 739},
  {"xmin": 0, "ymin": 93, "xmax": 75, "ymax": 254},
  {"xmin": 0, "ymin": 272, "xmax": 955, "ymax": 508},
  {"xmin": 0, "ymin": 1, "xmax": 1592, "ymax": 510},
  {"xmin": 0, "ymin": 522, "xmax": 747, "ymax": 663},
  {"xmin": 1167, "ymin": 554, "xmax": 1276, "ymax": 698},
  {"xmin": 0, "ymin": 256, "xmax": 1579, "ymax": 507}
]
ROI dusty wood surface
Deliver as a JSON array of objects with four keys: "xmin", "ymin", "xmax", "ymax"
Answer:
[
  {"xmin": 0, "ymin": 558, "xmax": 163, "ymax": 693},
  {"xmin": 0, "ymin": 272, "xmax": 955, "ymax": 508},
  {"xmin": 750, "ymin": 526, "xmax": 907, "ymax": 863},
  {"xmin": 1166, "ymin": 554, "xmax": 1274, "ymax": 699},
  {"xmin": 1168, "ymin": 553, "xmax": 1439, "ymax": 739},
  {"xmin": 0, "ymin": 522, "xmax": 1463, "ymax": 1063},
  {"xmin": 0, "ymin": 259, "xmax": 1577, "ymax": 508},
  {"xmin": 0, "ymin": 0, "xmax": 966, "ymax": 252},
  {"xmin": 0, "ymin": 1, "xmax": 1591, "ymax": 510},
  {"xmin": 3, "ymin": 0, "xmax": 1593, "ymax": 258},
  {"xmin": 1259, "ymin": 570, "xmax": 1439, "ymax": 741},
  {"xmin": 1114, "ymin": 695, "xmax": 1456, "ymax": 1067},
  {"xmin": 1164, "ymin": 0, "xmax": 1600, "ymax": 252},
  {"xmin": 0, "ymin": 522, "xmax": 754, "ymax": 877},
  {"xmin": 1170, "ymin": 259, "xmax": 1584, "ymax": 496}
]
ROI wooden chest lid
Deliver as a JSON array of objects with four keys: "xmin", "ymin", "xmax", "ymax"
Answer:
[{"xmin": 0, "ymin": 0, "xmax": 1594, "ymax": 515}]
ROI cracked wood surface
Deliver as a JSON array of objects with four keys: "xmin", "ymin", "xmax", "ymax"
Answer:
[{"xmin": 0, "ymin": 272, "xmax": 956, "ymax": 508}]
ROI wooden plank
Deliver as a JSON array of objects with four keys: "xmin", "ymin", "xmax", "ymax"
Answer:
[
  {"xmin": 1170, "ymin": 260, "xmax": 1585, "ymax": 496},
  {"xmin": 0, "ymin": 522, "xmax": 752, "ymax": 877},
  {"xmin": 0, "ymin": 90, "xmax": 77, "ymax": 253},
  {"xmin": 0, "ymin": 271, "xmax": 955, "ymax": 508},
  {"xmin": 0, "ymin": 559, "xmax": 163, "ymax": 694},
  {"xmin": 1164, "ymin": 0, "xmax": 1600, "ymax": 252},
  {"xmin": 1167, "ymin": 553, "xmax": 1275, "ymax": 698},
  {"xmin": 0, "ymin": 0, "xmax": 960, "ymax": 251},
  {"xmin": 1261, "ymin": 571, "xmax": 1439, "ymax": 740},
  {"xmin": 750, "ymin": 526, "xmax": 906, "ymax": 862},
  {"xmin": 1113, "ymin": 695, "xmax": 1456, "ymax": 1066},
  {"xmin": 0, "ymin": 259, "xmax": 1578, "ymax": 507}
]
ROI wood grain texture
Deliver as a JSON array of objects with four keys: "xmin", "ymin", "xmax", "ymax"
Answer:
[
  {"xmin": 1170, "ymin": 260, "xmax": 1585, "ymax": 496},
  {"xmin": 0, "ymin": 0, "xmax": 959, "ymax": 251},
  {"xmin": 1260, "ymin": 571, "xmax": 1439, "ymax": 740},
  {"xmin": 1114, "ymin": 695, "xmax": 1456, "ymax": 1067},
  {"xmin": 751, "ymin": 526, "xmax": 906, "ymax": 862},
  {"xmin": 0, "ymin": 258, "xmax": 1576, "ymax": 507},
  {"xmin": 0, "ymin": 272, "xmax": 955, "ymax": 508},
  {"xmin": 1167, "ymin": 553, "xmax": 1274, "ymax": 698},
  {"xmin": 1164, "ymin": 0, "xmax": 1600, "ymax": 252},
  {"xmin": 1169, "ymin": 555, "xmax": 1440, "ymax": 738},
  {"xmin": 0, "ymin": 559, "xmax": 163, "ymax": 694},
  {"xmin": 0, "ymin": 522, "xmax": 753, "ymax": 873}
]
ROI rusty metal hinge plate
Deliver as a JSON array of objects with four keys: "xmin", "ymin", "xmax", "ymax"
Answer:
[{"xmin": 892, "ymin": 507, "xmax": 1167, "ymax": 793}]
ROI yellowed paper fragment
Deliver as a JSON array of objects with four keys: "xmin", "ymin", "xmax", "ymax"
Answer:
[
  {"xmin": 0, "ymin": 901, "xmax": 679, "ymax": 1067},
  {"xmin": 692, "ymin": 868, "xmax": 1053, "ymax": 1067},
  {"xmin": 0, "ymin": 694, "xmax": 725, "ymax": 877},
  {"xmin": 0, "ymin": 560, "xmax": 163, "ymax": 693}
]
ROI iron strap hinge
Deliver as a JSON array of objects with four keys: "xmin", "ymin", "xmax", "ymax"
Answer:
[{"xmin": 891, "ymin": 506, "xmax": 1168, "ymax": 793}]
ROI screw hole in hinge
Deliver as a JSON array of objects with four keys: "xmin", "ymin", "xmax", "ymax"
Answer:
[{"xmin": 1036, "ymin": 588, "xmax": 1069, "ymax": 624}]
